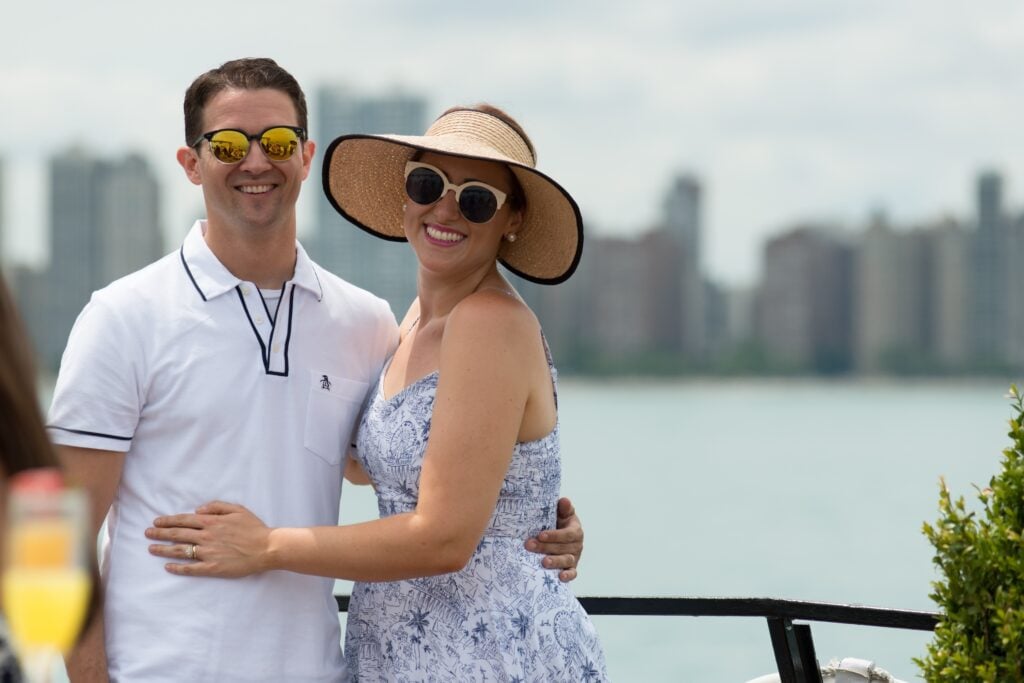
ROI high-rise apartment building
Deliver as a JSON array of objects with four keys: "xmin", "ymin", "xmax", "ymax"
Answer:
[
  {"xmin": 98, "ymin": 153, "xmax": 163, "ymax": 287},
  {"xmin": 575, "ymin": 232, "xmax": 683, "ymax": 361},
  {"xmin": 854, "ymin": 219, "xmax": 932, "ymax": 372},
  {"xmin": 44, "ymin": 149, "xmax": 104, "ymax": 366},
  {"xmin": 931, "ymin": 218, "xmax": 970, "ymax": 369},
  {"xmin": 308, "ymin": 86, "xmax": 428, "ymax": 316},
  {"xmin": 1006, "ymin": 211, "xmax": 1024, "ymax": 370},
  {"xmin": 518, "ymin": 175, "xmax": 704, "ymax": 371},
  {"xmin": 661, "ymin": 174, "xmax": 705, "ymax": 359},
  {"xmin": 23, "ymin": 148, "xmax": 164, "ymax": 369},
  {"xmin": 970, "ymin": 170, "xmax": 1009, "ymax": 365},
  {"xmin": 757, "ymin": 225, "xmax": 853, "ymax": 372}
]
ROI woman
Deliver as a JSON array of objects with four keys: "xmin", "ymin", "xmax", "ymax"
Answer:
[{"xmin": 148, "ymin": 105, "xmax": 607, "ymax": 680}]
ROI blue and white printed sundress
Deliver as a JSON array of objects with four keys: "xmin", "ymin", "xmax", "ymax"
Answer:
[{"xmin": 345, "ymin": 349, "xmax": 608, "ymax": 682}]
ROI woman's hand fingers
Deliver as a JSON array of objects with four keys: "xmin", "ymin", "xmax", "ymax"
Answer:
[
  {"xmin": 195, "ymin": 500, "xmax": 247, "ymax": 515},
  {"xmin": 147, "ymin": 535, "xmax": 252, "ymax": 578},
  {"xmin": 153, "ymin": 501, "xmax": 248, "ymax": 528},
  {"xmin": 164, "ymin": 560, "xmax": 218, "ymax": 577},
  {"xmin": 148, "ymin": 542, "xmax": 198, "ymax": 561},
  {"xmin": 146, "ymin": 502, "xmax": 270, "ymax": 579},
  {"xmin": 146, "ymin": 525, "xmax": 200, "ymax": 544},
  {"xmin": 152, "ymin": 513, "xmax": 204, "ymax": 529}
]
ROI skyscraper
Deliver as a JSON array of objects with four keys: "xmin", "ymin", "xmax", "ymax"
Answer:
[
  {"xmin": 573, "ymin": 232, "xmax": 683, "ymax": 361},
  {"xmin": 931, "ymin": 218, "xmax": 970, "ymax": 369},
  {"xmin": 854, "ymin": 218, "xmax": 932, "ymax": 372},
  {"xmin": 757, "ymin": 225, "xmax": 852, "ymax": 372},
  {"xmin": 25, "ymin": 148, "xmax": 164, "ymax": 369},
  {"xmin": 660, "ymin": 174, "xmax": 705, "ymax": 360},
  {"xmin": 47, "ymin": 148, "xmax": 103, "ymax": 362},
  {"xmin": 97, "ymin": 153, "xmax": 163, "ymax": 287},
  {"xmin": 308, "ymin": 85, "xmax": 428, "ymax": 316},
  {"xmin": 970, "ymin": 170, "xmax": 1009, "ymax": 365},
  {"xmin": 1007, "ymin": 211, "xmax": 1024, "ymax": 370}
]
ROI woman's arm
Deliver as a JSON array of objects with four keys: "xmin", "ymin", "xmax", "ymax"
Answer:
[{"xmin": 148, "ymin": 293, "xmax": 541, "ymax": 582}]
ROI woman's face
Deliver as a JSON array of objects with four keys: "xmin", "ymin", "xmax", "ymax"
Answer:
[{"xmin": 402, "ymin": 152, "xmax": 522, "ymax": 279}]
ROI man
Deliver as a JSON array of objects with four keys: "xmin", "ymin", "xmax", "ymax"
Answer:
[{"xmin": 49, "ymin": 58, "xmax": 582, "ymax": 683}]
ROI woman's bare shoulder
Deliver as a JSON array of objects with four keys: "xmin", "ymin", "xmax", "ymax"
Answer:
[{"xmin": 446, "ymin": 288, "xmax": 538, "ymax": 342}]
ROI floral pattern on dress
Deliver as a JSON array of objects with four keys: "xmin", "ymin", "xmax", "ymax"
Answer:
[{"xmin": 346, "ymin": 353, "xmax": 607, "ymax": 682}]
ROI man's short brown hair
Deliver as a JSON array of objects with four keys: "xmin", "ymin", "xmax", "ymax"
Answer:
[{"xmin": 183, "ymin": 58, "xmax": 308, "ymax": 146}]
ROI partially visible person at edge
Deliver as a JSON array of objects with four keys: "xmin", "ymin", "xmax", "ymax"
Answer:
[
  {"xmin": 146, "ymin": 104, "xmax": 609, "ymax": 681},
  {"xmin": 47, "ymin": 58, "xmax": 585, "ymax": 683},
  {"xmin": 0, "ymin": 274, "xmax": 61, "ymax": 681}
]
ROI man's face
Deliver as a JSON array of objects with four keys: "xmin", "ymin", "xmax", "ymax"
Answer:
[{"xmin": 177, "ymin": 87, "xmax": 315, "ymax": 237}]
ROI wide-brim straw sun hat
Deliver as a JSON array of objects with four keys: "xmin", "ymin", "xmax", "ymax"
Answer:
[{"xmin": 321, "ymin": 108, "xmax": 583, "ymax": 285}]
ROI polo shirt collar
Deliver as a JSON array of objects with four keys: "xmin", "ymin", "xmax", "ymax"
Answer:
[
  {"xmin": 291, "ymin": 241, "xmax": 325, "ymax": 301},
  {"xmin": 180, "ymin": 220, "xmax": 324, "ymax": 302}
]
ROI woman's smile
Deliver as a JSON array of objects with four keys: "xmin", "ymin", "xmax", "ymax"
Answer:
[{"xmin": 424, "ymin": 223, "xmax": 467, "ymax": 245}]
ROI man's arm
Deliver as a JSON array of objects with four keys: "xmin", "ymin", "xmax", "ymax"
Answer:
[
  {"xmin": 525, "ymin": 497, "xmax": 583, "ymax": 582},
  {"xmin": 343, "ymin": 449, "xmax": 372, "ymax": 486},
  {"xmin": 58, "ymin": 445, "xmax": 126, "ymax": 683}
]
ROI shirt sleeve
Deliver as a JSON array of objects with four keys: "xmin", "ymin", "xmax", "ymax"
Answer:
[
  {"xmin": 371, "ymin": 295, "xmax": 399, "ymax": 360},
  {"xmin": 349, "ymin": 297, "xmax": 399, "ymax": 452},
  {"xmin": 47, "ymin": 294, "xmax": 144, "ymax": 453}
]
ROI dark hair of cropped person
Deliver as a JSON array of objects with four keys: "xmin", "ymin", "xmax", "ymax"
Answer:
[{"xmin": 0, "ymin": 273, "xmax": 58, "ymax": 476}]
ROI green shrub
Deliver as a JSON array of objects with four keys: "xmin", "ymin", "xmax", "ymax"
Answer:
[{"xmin": 916, "ymin": 385, "xmax": 1024, "ymax": 681}]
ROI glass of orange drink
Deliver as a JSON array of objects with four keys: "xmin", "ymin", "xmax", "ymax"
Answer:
[{"xmin": 3, "ymin": 468, "xmax": 91, "ymax": 682}]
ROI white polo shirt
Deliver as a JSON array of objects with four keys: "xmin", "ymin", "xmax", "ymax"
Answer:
[{"xmin": 49, "ymin": 221, "xmax": 397, "ymax": 683}]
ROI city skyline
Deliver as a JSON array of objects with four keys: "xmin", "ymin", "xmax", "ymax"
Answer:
[
  {"xmin": 2, "ymin": 1, "xmax": 1022, "ymax": 285},
  {"xmin": 1, "ymin": 137, "xmax": 1018, "ymax": 281},
  {"xmin": 9, "ymin": 129, "xmax": 1022, "ymax": 377}
]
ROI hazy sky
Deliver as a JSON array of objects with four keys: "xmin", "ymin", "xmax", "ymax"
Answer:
[{"xmin": 2, "ymin": 1, "xmax": 1022, "ymax": 285}]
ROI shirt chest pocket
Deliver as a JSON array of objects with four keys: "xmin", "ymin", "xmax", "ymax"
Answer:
[{"xmin": 304, "ymin": 373, "xmax": 370, "ymax": 466}]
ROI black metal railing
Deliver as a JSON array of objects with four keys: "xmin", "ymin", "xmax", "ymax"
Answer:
[{"xmin": 335, "ymin": 595, "xmax": 940, "ymax": 683}]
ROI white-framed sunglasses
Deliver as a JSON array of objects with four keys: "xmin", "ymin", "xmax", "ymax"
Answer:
[{"xmin": 404, "ymin": 161, "xmax": 509, "ymax": 224}]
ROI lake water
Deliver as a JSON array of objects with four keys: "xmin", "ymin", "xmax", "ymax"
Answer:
[
  {"xmin": 43, "ymin": 378, "xmax": 1016, "ymax": 681},
  {"xmin": 335, "ymin": 378, "xmax": 1015, "ymax": 681}
]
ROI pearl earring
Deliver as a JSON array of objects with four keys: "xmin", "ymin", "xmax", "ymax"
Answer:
[{"xmin": 504, "ymin": 233, "xmax": 517, "ymax": 243}]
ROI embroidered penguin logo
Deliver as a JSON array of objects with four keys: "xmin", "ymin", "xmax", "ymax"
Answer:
[{"xmin": 320, "ymin": 375, "xmax": 332, "ymax": 391}]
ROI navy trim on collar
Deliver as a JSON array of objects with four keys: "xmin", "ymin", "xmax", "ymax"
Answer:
[
  {"xmin": 280, "ymin": 285, "xmax": 296, "ymax": 375},
  {"xmin": 258, "ymin": 284, "xmax": 286, "ymax": 323},
  {"xmin": 180, "ymin": 246, "xmax": 208, "ymax": 301},
  {"xmin": 310, "ymin": 264, "xmax": 325, "ymax": 302},
  {"xmin": 178, "ymin": 221, "xmax": 324, "ymax": 303},
  {"xmin": 237, "ymin": 284, "xmax": 296, "ymax": 376}
]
